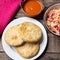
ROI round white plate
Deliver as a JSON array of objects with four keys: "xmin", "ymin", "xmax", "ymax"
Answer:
[{"xmin": 2, "ymin": 17, "xmax": 47, "ymax": 60}]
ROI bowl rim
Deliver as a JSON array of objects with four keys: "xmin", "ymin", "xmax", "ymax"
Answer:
[
  {"xmin": 21, "ymin": 0, "xmax": 44, "ymax": 17},
  {"xmin": 44, "ymin": 3, "xmax": 60, "ymax": 36}
]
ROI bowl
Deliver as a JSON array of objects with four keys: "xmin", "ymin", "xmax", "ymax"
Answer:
[
  {"xmin": 22, "ymin": 0, "xmax": 44, "ymax": 17},
  {"xmin": 44, "ymin": 3, "xmax": 60, "ymax": 36}
]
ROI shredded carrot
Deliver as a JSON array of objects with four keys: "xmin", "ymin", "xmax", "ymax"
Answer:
[{"xmin": 47, "ymin": 9, "xmax": 60, "ymax": 35}]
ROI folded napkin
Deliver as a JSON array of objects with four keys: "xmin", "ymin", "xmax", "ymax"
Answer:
[{"xmin": 0, "ymin": 0, "xmax": 22, "ymax": 35}]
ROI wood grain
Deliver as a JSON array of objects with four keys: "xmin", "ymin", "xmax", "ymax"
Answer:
[
  {"xmin": 47, "ymin": 33, "xmax": 60, "ymax": 53},
  {"xmin": 43, "ymin": 0, "xmax": 60, "ymax": 7},
  {"xmin": 0, "ymin": 53, "xmax": 60, "ymax": 60},
  {"xmin": 0, "ymin": 53, "xmax": 11, "ymax": 60},
  {"xmin": 38, "ymin": 53, "xmax": 60, "ymax": 60},
  {"xmin": 0, "ymin": 39, "xmax": 3, "ymax": 51}
]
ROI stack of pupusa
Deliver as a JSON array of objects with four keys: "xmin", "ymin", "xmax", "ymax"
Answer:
[{"xmin": 4, "ymin": 22, "xmax": 42, "ymax": 58}]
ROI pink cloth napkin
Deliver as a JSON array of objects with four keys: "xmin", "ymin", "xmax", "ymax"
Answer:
[{"xmin": 0, "ymin": 0, "xmax": 22, "ymax": 35}]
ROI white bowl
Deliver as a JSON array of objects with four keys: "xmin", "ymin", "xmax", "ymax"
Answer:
[{"xmin": 2, "ymin": 17, "xmax": 47, "ymax": 60}]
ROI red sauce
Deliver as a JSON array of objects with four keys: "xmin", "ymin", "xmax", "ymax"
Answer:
[{"xmin": 23, "ymin": 0, "xmax": 43, "ymax": 16}]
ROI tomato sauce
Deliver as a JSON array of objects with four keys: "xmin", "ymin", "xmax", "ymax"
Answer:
[{"xmin": 23, "ymin": 0, "xmax": 43, "ymax": 16}]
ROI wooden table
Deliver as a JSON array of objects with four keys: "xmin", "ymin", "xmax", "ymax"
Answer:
[{"xmin": 0, "ymin": 0, "xmax": 60, "ymax": 60}]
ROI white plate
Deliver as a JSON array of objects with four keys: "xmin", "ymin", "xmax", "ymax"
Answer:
[{"xmin": 2, "ymin": 17, "xmax": 47, "ymax": 60}]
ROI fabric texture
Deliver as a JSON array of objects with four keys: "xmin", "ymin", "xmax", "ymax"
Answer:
[{"xmin": 0, "ymin": 0, "xmax": 22, "ymax": 35}]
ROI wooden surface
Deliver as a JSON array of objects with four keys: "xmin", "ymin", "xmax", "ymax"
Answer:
[{"xmin": 0, "ymin": 0, "xmax": 60, "ymax": 60}]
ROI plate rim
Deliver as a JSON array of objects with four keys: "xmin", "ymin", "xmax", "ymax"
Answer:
[{"xmin": 2, "ymin": 17, "xmax": 47, "ymax": 60}]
